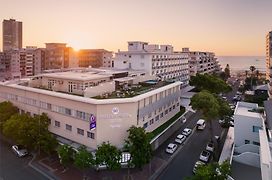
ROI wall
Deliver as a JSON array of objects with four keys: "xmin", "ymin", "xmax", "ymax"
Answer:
[
  {"xmin": 233, "ymin": 152, "xmax": 260, "ymax": 168},
  {"xmin": 234, "ymin": 144, "xmax": 260, "ymax": 154}
]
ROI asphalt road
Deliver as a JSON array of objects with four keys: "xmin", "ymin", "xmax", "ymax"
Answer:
[
  {"xmin": 0, "ymin": 139, "xmax": 48, "ymax": 180},
  {"xmin": 157, "ymin": 118, "xmax": 223, "ymax": 180}
]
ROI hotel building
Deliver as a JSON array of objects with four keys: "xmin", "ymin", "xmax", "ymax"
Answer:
[
  {"xmin": 113, "ymin": 41, "xmax": 189, "ymax": 88},
  {"xmin": 181, "ymin": 48, "xmax": 221, "ymax": 76},
  {"xmin": 266, "ymin": 31, "xmax": 272, "ymax": 98},
  {"xmin": 0, "ymin": 68, "xmax": 182, "ymax": 150}
]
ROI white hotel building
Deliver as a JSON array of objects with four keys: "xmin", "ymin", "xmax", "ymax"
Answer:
[
  {"xmin": 113, "ymin": 41, "xmax": 189, "ymax": 88},
  {"xmin": 0, "ymin": 69, "xmax": 182, "ymax": 150}
]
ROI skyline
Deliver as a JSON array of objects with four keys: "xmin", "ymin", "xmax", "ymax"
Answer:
[{"xmin": 0, "ymin": 0, "xmax": 272, "ymax": 56}]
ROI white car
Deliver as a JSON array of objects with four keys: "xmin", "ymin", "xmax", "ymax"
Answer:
[
  {"xmin": 182, "ymin": 128, "xmax": 192, "ymax": 136},
  {"xmin": 206, "ymin": 142, "xmax": 214, "ymax": 152},
  {"xmin": 181, "ymin": 116, "xmax": 186, "ymax": 123},
  {"xmin": 166, "ymin": 143, "xmax": 178, "ymax": 154},
  {"xmin": 193, "ymin": 161, "xmax": 205, "ymax": 173},
  {"xmin": 12, "ymin": 145, "xmax": 28, "ymax": 157},
  {"xmin": 199, "ymin": 150, "xmax": 211, "ymax": 163},
  {"xmin": 175, "ymin": 134, "xmax": 186, "ymax": 144}
]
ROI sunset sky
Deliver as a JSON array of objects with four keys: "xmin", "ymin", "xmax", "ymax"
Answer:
[{"xmin": 0, "ymin": 0, "xmax": 271, "ymax": 56}]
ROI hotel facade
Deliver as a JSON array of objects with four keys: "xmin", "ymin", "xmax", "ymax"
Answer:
[{"xmin": 0, "ymin": 69, "xmax": 182, "ymax": 150}]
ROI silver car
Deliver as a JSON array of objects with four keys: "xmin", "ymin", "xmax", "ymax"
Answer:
[{"xmin": 12, "ymin": 145, "xmax": 28, "ymax": 157}]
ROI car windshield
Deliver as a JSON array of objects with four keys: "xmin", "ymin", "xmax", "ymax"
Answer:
[{"xmin": 202, "ymin": 151, "xmax": 209, "ymax": 156}]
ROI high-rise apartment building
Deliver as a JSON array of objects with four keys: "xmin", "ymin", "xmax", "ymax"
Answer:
[
  {"xmin": 113, "ymin": 41, "xmax": 189, "ymax": 88},
  {"xmin": 266, "ymin": 31, "xmax": 272, "ymax": 97},
  {"xmin": 181, "ymin": 48, "xmax": 221, "ymax": 76},
  {"xmin": 2, "ymin": 19, "xmax": 22, "ymax": 51}
]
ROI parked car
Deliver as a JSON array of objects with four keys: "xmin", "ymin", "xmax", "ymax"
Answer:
[
  {"xmin": 166, "ymin": 143, "xmax": 178, "ymax": 154},
  {"xmin": 206, "ymin": 141, "xmax": 214, "ymax": 152},
  {"xmin": 12, "ymin": 145, "xmax": 28, "ymax": 157},
  {"xmin": 196, "ymin": 119, "xmax": 206, "ymax": 130},
  {"xmin": 175, "ymin": 134, "xmax": 186, "ymax": 144},
  {"xmin": 199, "ymin": 150, "xmax": 211, "ymax": 163},
  {"xmin": 193, "ymin": 160, "xmax": 205, "ymax": 173},
  {"xmin": 182, "ymin": 128, "xmax": 192, "ymax": 136},
  {"xmin": 180, "ymin": 116, "xmax": 187, "ymax": 123},
  {"xmin": 236, "ymin": 91, "xmax": 242, "ymax": 95}
]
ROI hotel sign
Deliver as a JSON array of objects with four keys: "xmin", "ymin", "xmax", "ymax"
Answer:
[
  {"xmin": 90, "ymin": 114, "xmax": 96, "ymax": 130},
  {"xmin": 98, "ymin": 107, "xmax": 132, "ymax": 120}
]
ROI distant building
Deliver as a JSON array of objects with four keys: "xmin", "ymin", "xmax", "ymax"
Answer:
[
  {"xmin": 45, "ymin": 43, "xmax": 70, "ymax": 69},
  {"xmin": 0, "ymin": 52, "xmax": 11, "ymax": 80},
  {"xmin": 2, "ymin": 19, "xmax": 22, "ymax": 52},
  {"xmin": 113, "ymin": 41, "xmax": 189, "ymax": 88},
  {"xmin": 266, "ymin": 31, "xmax": 272, "ymax": 98},
  {"xmin": 77, "ymin": 49, "xmax": 113, "ymax": 68},
  {"xmin": 181, "ymin": 48, "xmax": 221, "ymax": 76}
]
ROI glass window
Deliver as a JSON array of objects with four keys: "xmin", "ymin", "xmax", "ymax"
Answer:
[
  {"xmin": 87, "ymin": 131, "xmax": 95, "ymax": 139},
  {"xmin": 143, "ymin": 122, "xmax": 148, "ymax": 129},
  {"xmin": 245, "ymin": 140, "xmax": 250, "ymax": 144},
  {"xmin": 253, "ymin": 126, "xmax": 262, "ymax": 133},
  {"xmin": 55, "ymin": 121, "xmax": 60, "ymax": 127},
  {"xmin": 65, "ymin": 108, "xmax": 71, "ymax": 115},
  {"xmin": 155, "ymin": 115, "xmax": 159, "ymax": 121},
  {"xmin": 66, "ymin": 124, "xmax": 72, "ymax": 131},
  {"xmin": 253, "ymin": 141, "xmax": 260, "ymax": 146},
  {"xmin": 77, "ymin": 128, "xmax": 84, "ymax": 136},
  {"xmin": 149, "ymin": 119, "xmax": 154, "ymax": 125}
]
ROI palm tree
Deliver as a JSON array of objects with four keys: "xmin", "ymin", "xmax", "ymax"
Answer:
[{"xmin": 249, "ymin": 66, "xmax": 256, "ymax": 90}]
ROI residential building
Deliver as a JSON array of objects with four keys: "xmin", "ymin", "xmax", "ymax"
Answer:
[
  {"xmin": 0, "ymin": 68, "xmax": 182, "ymax": 150},
  {"xmin": 113, "ymin": 41, "xmax": 189, "ymax": 88},
  {"xmin": 34, "ymin": 48, "xmax": 46, "ymax": 75},
  {"xmin": 219, "ymin": 102, "xmax": 272, "ymax": 180},
  {"xmin": 181, "ymin": 47, "xmax": 221, "ymax": 76},
  {"xmin": 78, "ymin": 49, "xmax": 113, "ymax": 68},
  {"xmin": 0, "ymin": 51, "xmax": 11, "ymax": 80},
  {"xmin": 2, "ymin": 19, "xmax": 22, "ymax": 52},
  {"xmin": 45, "ymin": 43, "xmax": 70, "ymax": 70},
  {"xmin": 266, "ymin": 31, "xmax": 272, "ymax": 98}
]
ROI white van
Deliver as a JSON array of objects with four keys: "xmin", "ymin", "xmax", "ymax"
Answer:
[{"xmin": 197, "ymin": 119, "xmax": 206, "ymax": 130}]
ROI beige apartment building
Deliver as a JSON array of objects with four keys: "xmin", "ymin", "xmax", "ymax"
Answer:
[{"xmin": 0, "ymin": 69, "xmax": 182, "ymax": 150}]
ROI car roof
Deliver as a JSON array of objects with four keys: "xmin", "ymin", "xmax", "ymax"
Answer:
[
  {"xmin": 177, "ymin": 134, "xmax": 185, "ymax": 139},
  {"xmin": 168, "ymin": 143, "xmax": 176, "ymax": 148},
  {"xmin": 183, "ymin": 128, "xmax": 191, "ymax": 131},
  {"xmin": 197, "ymin": 119, "xmax": 205, "ymax": 124}
]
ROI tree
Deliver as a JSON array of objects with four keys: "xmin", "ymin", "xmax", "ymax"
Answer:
[
  {"xmin": 95, "ymin": 142, "xmax": 122, "ymax": 170},
  {"xmin": 224, "ymin": 64, "xmax": 230, "ymax": 80},
  {"xmin": 125, "ymin": 126, "xmax": 152, "ymax": 169},
  {"xmin": 215, "ymin": 96, "xmax": 233, "ymax": 118},
  {"xmin": 250, "ymin": 66, "xmax": 256, "ymax": 90},
  {"xmin": 187, "ymin": 161, "xmax": 231, "ymax": 180},
  {"xmin": 190, "ymin": 91, "xmax": 220, "ymax": 139},
  {"xmin": 190, "ymin": 74, "xmax": 232, "ymax": 94},
  {"xmin": 57, "ymin": 144, "xmax": 74, "ymax": 169},
  {"xmin": 0, "ymin": 101, "xmax": 18, "ymax": 130},
  {"xmin": 74, "ymin": 146, "xmax": 94, "ymax": 179},
  {"xmin": 3, "ymin": 112, "xmax": 57, "ymax": 153}
]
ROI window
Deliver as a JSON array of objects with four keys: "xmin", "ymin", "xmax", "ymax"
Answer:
[
  {"xmin": 149, "ymin": 119, "xmax": 154, "ymax": 125},
  {"xmin": 165, "ymin": 109, "xmax": 168, "ymax": 115},
  {"xmin": 253, "ymin": 126, "xmax": 262, "ymax": 133},
  {"xmin": 253, "ymin": 141, "xmax": 260, "ymax": 146},
  {"xmin": 55, "ymin": 121, "xmax": 60, "ymax": 127},
  {"xmin": 148, "ymin": 113, "xmax": 152, "ymax": 118},
  {"xmin": 65, "ymin": 108, "xmax": 72, "ymax": 115},
  {"xmin": 155, "ymin": 115, "xmax": 159, "ymax": 121},
  {"xmin": 169, "ymin": 107, "xmax": 172, "ymax": 112},
  {"xmin": 245, "ymin": 140, "xmax": 250, "ymax": 144},
  {"xmin": 77, "ymin": 128, "xmax": 84, "ymax": 136},
  {"xmin": 87, "ymin": 131, "xmax": 95, "ymax": 139},
  {"xmin": 66, "ymin": 124, "xmax": 72, "ymax": 131},
  {"xmin": 143, "ymin": 122, "xmax": 148, "ymax": 129},
  {"xmin": 160, "ymin": 113, "xmax": 164, "ymax": 118}
]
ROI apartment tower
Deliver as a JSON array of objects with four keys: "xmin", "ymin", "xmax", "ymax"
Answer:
[{"xmin": 2, "ymin": 19, "xmax": 22, "ymax": 51}]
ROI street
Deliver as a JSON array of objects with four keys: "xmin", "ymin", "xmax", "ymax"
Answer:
[{"xmin": 0, "ymin": 139, "xmax": 48, "ymax": 180}]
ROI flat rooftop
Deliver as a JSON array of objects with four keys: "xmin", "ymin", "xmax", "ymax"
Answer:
[
  {"xmin": 234, "ymin": 102, "xmax": 262, "ymax": 119},
  {"xmin": 39, "ymin": 71, "xmax": 111, "ymax": 81}
]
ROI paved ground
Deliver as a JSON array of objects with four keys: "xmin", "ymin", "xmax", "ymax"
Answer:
[
  {"xmin": 0, "ymin": 139, "xmax": 48, "ymax": 180},
  {"xmin": 156, "ymin": 118, "xmax": 224, "ymax": 180}
]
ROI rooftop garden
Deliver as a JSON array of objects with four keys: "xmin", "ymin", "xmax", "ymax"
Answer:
[{"xmin": 93, "ymin": 80, "xmax": 173, "ymax": 99}]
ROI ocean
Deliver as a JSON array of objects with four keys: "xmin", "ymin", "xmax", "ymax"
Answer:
[{"xmin": 217, "ymin": 56, "xmax": 266, "ymax": 73}]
